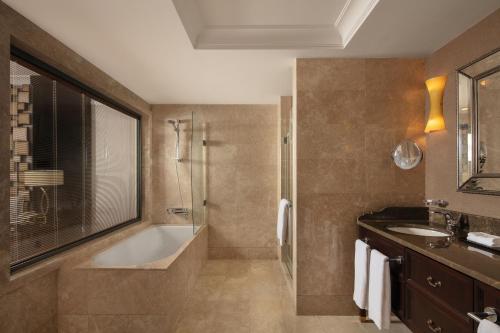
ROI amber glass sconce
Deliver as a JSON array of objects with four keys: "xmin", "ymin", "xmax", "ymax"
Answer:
[{"xmin": 424, "ymin": 75, "xmax": 447, "ymax": 133}]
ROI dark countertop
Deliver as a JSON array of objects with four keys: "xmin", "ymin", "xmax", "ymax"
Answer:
[{"xmin": 358, "ymin": 219, "xmax": 500, "ymax": 290}]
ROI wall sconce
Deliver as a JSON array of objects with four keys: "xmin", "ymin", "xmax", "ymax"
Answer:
[{"xmin": 424, "ymin": 75, "xmax": 447, "ymax": 133}]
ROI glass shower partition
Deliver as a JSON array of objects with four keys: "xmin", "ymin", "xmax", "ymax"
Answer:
[{"xmin": 191, "ymin": 111, "xmax": 206, "ymax": 233}]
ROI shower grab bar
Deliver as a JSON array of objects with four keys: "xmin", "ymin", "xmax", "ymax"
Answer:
[{"xmin": 467, "ymin": 307, "xmax": 499, "ymax": 324}]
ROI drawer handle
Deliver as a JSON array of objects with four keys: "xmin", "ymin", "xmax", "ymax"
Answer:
[
  {"xmin": 426, "ymin": 276, "xmax": 442, "ymax": 288},
  {"xmin": 426, "ymin": 319, "xmax": 442, "ymax": 333}
]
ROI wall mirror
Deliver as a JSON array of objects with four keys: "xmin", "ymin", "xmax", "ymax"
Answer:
[
  {"xmin": 391, "ymin": 139, "xmax": 423, "ymax": 170},
  {"xmin": 457, "ymin": 48, "xmax": 500, "ymax": 195}
]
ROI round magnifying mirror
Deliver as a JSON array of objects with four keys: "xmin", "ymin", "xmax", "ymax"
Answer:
[{"xmin": 391, "ymin": 139, "xmax": 423, "ymax": 170}]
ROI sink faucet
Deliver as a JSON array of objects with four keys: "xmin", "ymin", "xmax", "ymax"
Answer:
[{"xmin": 430, "ymin": 210, "xmax": 464, "ymax": 236}]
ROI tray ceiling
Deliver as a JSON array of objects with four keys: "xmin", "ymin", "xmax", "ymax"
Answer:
[{"xmin": 174, "ymin": 0, "xmax": 379, "ymax": 49}]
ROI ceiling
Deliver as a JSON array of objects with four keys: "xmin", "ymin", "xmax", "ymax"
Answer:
[{"xmin": 3, "ymin": 0, "xmax": 499, "ymax": 104}]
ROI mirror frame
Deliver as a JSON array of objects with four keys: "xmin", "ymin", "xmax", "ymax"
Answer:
[{"xmin": 457, "ymin": 47, "xmax": 500, "ymax": 195}]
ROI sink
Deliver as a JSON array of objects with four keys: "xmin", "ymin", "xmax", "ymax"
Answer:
[{"xmin": 386, "ymin": 224, "xmax": 451, "ymax": 237}]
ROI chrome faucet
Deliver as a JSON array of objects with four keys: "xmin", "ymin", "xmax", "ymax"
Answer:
[
  {"xmin": 432, "ymin": 211, "xmax": 462, "ymax": 234},
  {"xmin": 424, "ymin": 199, "xmax": 465, "ymax": 236}
]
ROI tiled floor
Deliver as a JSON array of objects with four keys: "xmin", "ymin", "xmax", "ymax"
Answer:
[{"xmin": 174, "ymin": 260, "xmax": 412, "ymax": 333}]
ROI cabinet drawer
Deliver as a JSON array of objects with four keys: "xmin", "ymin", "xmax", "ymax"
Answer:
[
  {"xmin": 406, "ymin": 249, "xmax": 473, "ymax": 315},
  {"xmin": 406, "ymin": 286, "xmax": 473, "ymax": 333}
]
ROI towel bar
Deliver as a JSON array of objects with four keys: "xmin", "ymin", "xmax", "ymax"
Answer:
[
  {"xmin": 388, "ymin": 256, "xmax": 403, "ymax": 264},
  {"xmin": 467, "ymin": 307, "xmax": 499, "ymax": 324},
  {"xmin": 362, "ymin": 238, "xmax": 403, "ymax": 264}
]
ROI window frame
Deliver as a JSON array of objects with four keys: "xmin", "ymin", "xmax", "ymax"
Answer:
[{"xmin": 10, "ymin": 45, "xmax": 142, "ymax": 273}]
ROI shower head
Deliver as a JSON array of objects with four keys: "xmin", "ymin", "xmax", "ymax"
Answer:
[{"xmin": 168, "ymin": 119, "xmax": 180, "ymax": 131}]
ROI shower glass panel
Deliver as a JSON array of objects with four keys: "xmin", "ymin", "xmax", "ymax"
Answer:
[
  {"xmin": 280, "ymin": 98, "xmax": 293, "ymax": 277},
  {"xmin": 191, "ymin": 111, "xmax": 206, "ymax": 233}
]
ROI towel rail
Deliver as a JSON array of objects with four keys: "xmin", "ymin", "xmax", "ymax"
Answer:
[
  {"xmin": 467, "ymin": 307, "xmax": 499, "ymax": 324},
  {"xmin": 361, "ymin": 238, "xmax": 403, "ymax": 264},
  {"xmin": 388, "ymin": 256, "xmax": 404, "ymax": 264}
]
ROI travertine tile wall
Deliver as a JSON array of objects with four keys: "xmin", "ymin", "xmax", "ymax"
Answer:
[
  {"xmin": 152, "ymin": 105, "xmax": 279, "ymax": 259},
  {"xmin": 0, "ymin": 3, "xmax": 152, "ymax": 332},
  {"xmin": 295, "ymin": 58, "xmax": 426, "ymax": 315},
  {"xmin": 426, "ymin": 9, "xmax": 500, "ymax": 218}
]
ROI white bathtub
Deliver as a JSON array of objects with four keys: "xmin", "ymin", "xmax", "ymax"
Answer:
[{"xmin": 92, "ymin": 224, "xmax": 199, "ymax": 267}]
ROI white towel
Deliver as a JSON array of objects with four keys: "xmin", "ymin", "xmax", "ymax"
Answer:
[
  {"xmin": 368, "ymin": 250, "xmax": 391, "ymax": 330},
  {"xmin": 277, "ymin": 199, "xmax": 290, "ymax": 246},
  {"xmin": 478, "ymin": 319, "xmax": 500, "ymax": 333},
  {"xmin": 467, "ymin": 232, "xmax": 500, "ymax": 248},
  {"xmin": 353, "ymin": 239, "xmax": 370, "ymax": 310}
]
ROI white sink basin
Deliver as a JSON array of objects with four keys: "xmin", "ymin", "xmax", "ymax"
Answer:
[{"xmin": 386, "ymin": 225, "xmax": 451, "ymax": 237}]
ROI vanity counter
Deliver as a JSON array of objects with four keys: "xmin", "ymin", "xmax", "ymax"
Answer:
[{"xmin": 357, "ymin": 219, "xmax": 500, "ymax": 290}]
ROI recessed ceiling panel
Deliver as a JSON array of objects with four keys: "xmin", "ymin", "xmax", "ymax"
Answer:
[
  {"xmin": 196, "ymin": 0, "xmax": 346, "ymax": 26},
  {"xmin": 175, "ymin": 0, "xmax": 380, "ymax": 49}
]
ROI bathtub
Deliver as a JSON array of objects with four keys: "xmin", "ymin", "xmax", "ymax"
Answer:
[
  {"xmin": 58, "ymin": 224, "xmax": 207, "ymax": 332},
  {"xmin": 92, "ymin": 224, "xmax": 200, "ymax": 267}
]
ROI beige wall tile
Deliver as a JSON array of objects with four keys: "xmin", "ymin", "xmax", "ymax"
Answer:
[
  {"xmin": 59, "ymin": 315, "xmax": 89, "ymax": 333},
  {"xmin": 425, "ymin": 9, "xmax": 500, "ymax": 217},
  {"xmin": 0, "ymin": 271, "xmax": 58, "ymax": 333},
  {"xmin": 152, "ymin": 105, "xmax": 279, "ymax": 259},
  {"xmin": 295, "ymin": 58, "xmax": 425, "ymax": 315}
]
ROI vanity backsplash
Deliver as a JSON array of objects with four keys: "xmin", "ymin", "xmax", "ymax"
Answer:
[{"xmin": 430, "ymin": 209, "xmax": 500, "ymax": 236}]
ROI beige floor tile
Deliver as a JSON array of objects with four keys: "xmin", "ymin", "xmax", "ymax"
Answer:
[
  {"xmin": 174, "ymin": 260, "xmax": 411, "ymax": 333},
  {"xmin": 319, "ymin": 316, "xmax": 365, "ymax": 333}
]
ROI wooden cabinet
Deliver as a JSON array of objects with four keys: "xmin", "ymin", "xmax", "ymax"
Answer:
[
  {"xmin": 406, "ymin": 286, "xmax": 472, "ymax": 333},
  {"xmin": 359, "ymin": 228, "xmax": 405, "ymax": 319},
  {"xmin": 406, "ymin": 249, "xmax": 474, "ymax": 315},
  {"xmin": 405, "ymin": 249, "xmax": 474, "ymax": 333},
  {"xmin": 358, "ymin": 225, "xmax": 499, "ymax": 333},
  {"xmin": 474, "ymin": 281, "xmax": 500, "ymax": 332}
]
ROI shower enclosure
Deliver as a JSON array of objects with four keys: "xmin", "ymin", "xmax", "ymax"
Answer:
[
  {"xmin": 191, "ymin": 111, "xmax": 206, "ymax": 233},
  {"xmin": 167, "ymin": 111, "xmax": 206, "ymax": 234},
  {"xmin": 280, "ymin": 97, "xmax": 293, "ymax": 276}
]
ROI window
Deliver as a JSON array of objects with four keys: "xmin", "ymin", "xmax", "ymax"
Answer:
[{"xmin": 9, "ymin": 47, "xmax": 141, "ymax": 271}]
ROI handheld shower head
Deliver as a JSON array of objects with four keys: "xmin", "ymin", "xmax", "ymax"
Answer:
[
  {"xmin": 168, "ymin": 119, "xmax": 179, "ymax": 131},
  {"xmin": 168, "ymin": 119, "xmax": 181, "ymax": 161}
]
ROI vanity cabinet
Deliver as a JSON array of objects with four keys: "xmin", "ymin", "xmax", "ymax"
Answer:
[
  {"xmin": 359, "ymin": 225, "xmax": 499, "ymax": 333},
  {"xmin": 405, "ymin": 249, "xmax": 474, "ymax": 333},
  {"xmin": 359, "ymin": 228, "xmax": 405, "ymax": 319}
]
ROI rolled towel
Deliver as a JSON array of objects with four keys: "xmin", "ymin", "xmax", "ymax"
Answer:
[
  {"xmin": 478, "ymin": 319, "xmax": 500, "ymax": 333},
  {"xmin": 353, "ymin": 239, "xmax": 370, "ymax": 310},
  {"xmin": 467, "ymin": 232, "xmax": 500, "ymax": 248},
  {"xmin": 368, "ymin": 249, "xmax": 391, "ymax": 330},
  {"xmin": 277, "ymin": 199, "xmax": 291, "ymax": 246}
]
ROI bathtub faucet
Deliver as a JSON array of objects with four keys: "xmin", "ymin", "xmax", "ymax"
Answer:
[{"xmin": 167, "ymin": 207, "xmax": 191, "ymax": 218}]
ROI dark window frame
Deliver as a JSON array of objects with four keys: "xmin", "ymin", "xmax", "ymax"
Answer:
[{"xmin": 10, "ymin": 45, "xmax": 142, "ymax": 273}]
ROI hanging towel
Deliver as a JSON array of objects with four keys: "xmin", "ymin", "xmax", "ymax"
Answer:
[
  {"xmin": 368, "ymin": 249, "xmax": 391, "ymax": 330},
  {"xmin": 353, "ymin": 239, "xmax": 370, "ymax": 310},
  {"xmin": 478, "ymin": 320, "xmax": 500, "ymax": 333},
  {"xmin": 277, "ymin": 199, "xmax": 291, "ymax": 246}
]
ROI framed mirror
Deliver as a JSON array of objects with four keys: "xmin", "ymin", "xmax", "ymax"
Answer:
[{"xmin": 457, "ymin": 48, "xmax": 500, "ymax": 195}]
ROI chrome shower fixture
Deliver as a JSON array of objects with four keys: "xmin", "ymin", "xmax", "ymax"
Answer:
[{"xmin": 168, "ymin": 119, "xmax": 181, "ymax": 161}]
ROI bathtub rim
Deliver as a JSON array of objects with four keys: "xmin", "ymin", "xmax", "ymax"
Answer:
[{"xmin": 77, "ymin": 224, "xmax": 207, "ymax": 271}]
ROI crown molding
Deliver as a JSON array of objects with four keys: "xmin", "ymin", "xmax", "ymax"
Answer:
[
  {"xmin": 196, "ymin": 25, "xmax": 343, "ymax": 49},
  {"xmin": 335, "ymin": 0, "xmax": 380, "ymax": 46}
]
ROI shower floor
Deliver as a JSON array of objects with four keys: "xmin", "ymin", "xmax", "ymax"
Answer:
[{"xmin": 174, "ymin": 260, "xmax": 411, "ymax": 333}]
